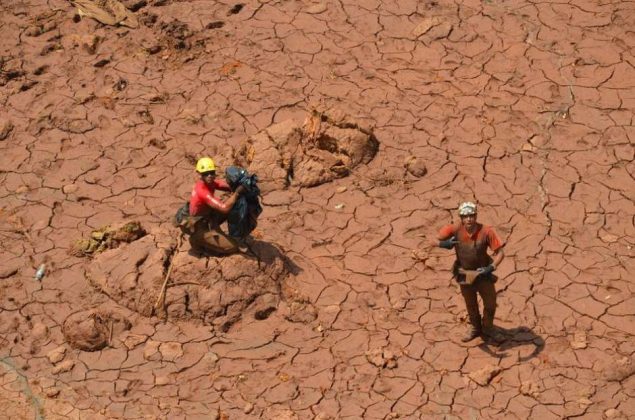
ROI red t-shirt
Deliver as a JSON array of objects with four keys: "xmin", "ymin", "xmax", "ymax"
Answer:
[
  {"xmin": 439, "ymin": 223, "xmax": 504, "ymax": 269},
  {"xmin": 438, "ymin": 223, "xmax": 504, "ymax": 252},
  {"xmin": 189, "ymin": 179, "xmax": 232, "ymax": 216}
]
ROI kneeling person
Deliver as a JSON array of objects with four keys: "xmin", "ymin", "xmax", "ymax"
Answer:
[{"xmin": 186, "ymin": 157, "xmax": 245, "ymax": 255}]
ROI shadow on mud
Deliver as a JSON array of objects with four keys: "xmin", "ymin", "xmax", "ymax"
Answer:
[
  {"xmin": 478, "ymin": 326, "xmax": 545, "ymax": 361},
  {"xmin": 241, "ymin": 239, "xmax": 302, "ymax": 276}
]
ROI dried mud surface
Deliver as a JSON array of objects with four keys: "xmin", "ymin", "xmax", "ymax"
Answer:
[{"xmin": 1, "ymin": 0, "xmax": 634, "ymax": 419}]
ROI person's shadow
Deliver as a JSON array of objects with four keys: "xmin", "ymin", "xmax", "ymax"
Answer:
[
  {"xmin": 478, "ymin": 326, "xmax": 545, "ymax": 361},
  {"xmin": 239, "ymin": 238, "xmax": 303, "ymax": 275}
]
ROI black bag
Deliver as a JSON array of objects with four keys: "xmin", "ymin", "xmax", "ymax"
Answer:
[
  {"xmin": 224, "ymin": 166, "xmax": 262, "ymax": 238},
  {"xmin": 174, "ymin": 201, "xmax": 192, "ymax": 235}
]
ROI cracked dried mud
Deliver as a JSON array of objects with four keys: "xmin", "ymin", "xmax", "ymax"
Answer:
[{"xmin": 1, "ymin": 0, "xmax": 634, "ymax": 419}]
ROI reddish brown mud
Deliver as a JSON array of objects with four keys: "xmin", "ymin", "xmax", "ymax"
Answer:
[{"xmin": 1, "ymin": 0, "xmax": 634, "ymax": 419}]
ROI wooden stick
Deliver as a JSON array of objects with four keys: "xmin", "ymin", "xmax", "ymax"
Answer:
[{"xmin": 154, "ymin": 234, "xmax": 182, "ymax": 312}]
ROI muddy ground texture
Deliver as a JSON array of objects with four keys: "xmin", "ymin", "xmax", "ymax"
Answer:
[{"xmin": 1, "ymin": 0, "xmax": 634, "ymax": 419}]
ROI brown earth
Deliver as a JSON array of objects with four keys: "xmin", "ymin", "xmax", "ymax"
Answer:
[{"xmin": 1, "ymin": 0, "xmax": 634, "ymax": 419}]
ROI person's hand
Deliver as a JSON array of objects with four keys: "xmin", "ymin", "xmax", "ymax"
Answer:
[
  {"xmin": 439, "ymin": 236, "xmax": 458, "ymax": 249},
  {"xmin": 476, "ymin": 264, "xmax": 495, "ymax": 276},
  {"xmin": 235, "ymin": 185, "xmax": 246, "ymax": 195}
]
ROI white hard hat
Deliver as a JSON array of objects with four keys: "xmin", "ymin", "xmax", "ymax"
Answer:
[{"xmin": 458, "ymin": 202, "xmax": 477, "ymax": 216}]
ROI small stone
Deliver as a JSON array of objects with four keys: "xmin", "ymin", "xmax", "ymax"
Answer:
[
  {"xmin": 45, "ymin": 387, "xmax": 60, "ymax": 398},
  {"xmin": 570, "ymin": 331, "xmax": 588, "ymax": 350},
  {"xmin": 244, "ymin": 402, "xmax": 254, "ymax": 414},
  {"xmin": 155, "ymin": 375, "xmax": 170, "ymax": 386},
  {"xmin": 314, "ymin": 414, "xmax": 333, "ymax": 420},
  {"xmin": 47, "ymin": 346, "xmax": 66, "ymax": 364},
  {"xmin": 122, "ymin": 333, "xmax": 147, "ymax": 350},
  {"xmin": 62, "ymin": 184, "xmax": 78, "ymax": 194},
  {"xmin": 413, "ymin": 17, "xmax": 440, "ymax": 37},
  {"xmin": 203, "ymin": 351, "xmax": 219, "ymax": 364},
  {"xmin": 404, "ymin": 155, "xmax": 427, "ymax": 177},
  {"xmin": 52, "ymin": 359, "xmax": 74, "ymax": 374},
  {"xmin": 522, "ymin": 143, "xmax": 536, "ymax": 152},
  {"xmin": 605, "ymin": 408, "xmax": 620, "ymax": 418},
  {"xmin": 336, "ymin": 186, "xmax": 347, "ymax": 193},
  {"xmin": 0, "ymin": 121, "xmax": 14, "ymax": 141},
  {"xmin": 366, "ymin": 348, "xmax": 386, "ymax": 368},
  {"xmin": 306, "ymin": 3, "xmax": 327, "ymax": 14},
  {"xmin": 520, "ymin": 380, "xmax": 541, "ymax": 398},
  {"xmin": 578, "ymin": 397, "xmax": 592, "ymax": 406},
  {"xmin": 600, "ymin": 233, "xmax": 619, "ymax": 243},
  {"xmin": 468, "ymin": 365, "xmax": 501, "ymax": 386}
]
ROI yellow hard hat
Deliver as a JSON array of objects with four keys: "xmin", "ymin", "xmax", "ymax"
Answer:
[{"xmin": 196, "ymin": 157, "xmax": 216, "ymax": 173}]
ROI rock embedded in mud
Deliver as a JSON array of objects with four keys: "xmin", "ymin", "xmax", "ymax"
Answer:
[
  {"xmin": 235, "ymin": 109, "xmax": 378, "ymax": 192},
  {"xmin": 62, "ymin": 310, "xmax": 131, "ymax": 351},
  {"xmin": 468, "ymin": 365, "xmax": 501, "ymax": 386},
  {"xmin": 404, "ymin": 155, "xmax": 427, "ymax": 177}
]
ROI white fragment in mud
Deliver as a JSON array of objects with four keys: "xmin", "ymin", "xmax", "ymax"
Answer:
[
  {"xmin": 336, "ymin": 186, "xmax": 347, "ymax": 193},
  {"xmin": 570, "ymin": 331, "xmax": 588, "ymax": 349},
  {"xmin": 334, "ymin": 203, "xmax": 344, "ymax": 209}
]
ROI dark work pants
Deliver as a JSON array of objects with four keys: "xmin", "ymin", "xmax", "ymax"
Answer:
[{"xmin": 459, "ymin": 277, "xmax": 497, "ymax": 332}]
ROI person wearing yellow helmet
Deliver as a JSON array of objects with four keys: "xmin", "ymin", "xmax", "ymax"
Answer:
[
  {"xmin": 183, "ymin": 157, "xmax": 246, "ymax": 254},
  {"xmin": 433, "ymin": 202, "xmax": 505, "ymax": 342}
]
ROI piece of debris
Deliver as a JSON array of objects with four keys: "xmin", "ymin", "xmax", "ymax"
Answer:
[
  {"xmin": 47, "ymin": 346, "xmax": 67, "ymax": 364},
  {"xmin": 63, "ymin": 310, "xmax": 131, "ymax": 351},
  {"xmin": 227, "ymin": 3, "xmax": 244, "ymax": 15},
  {"xmin": 70, "ymin": 221, "xmax": 146, "ymax": 257},
  {"xmin": 0, "ymin": 119, "xmax": 14, "ymax": 141},
  {"xmin": 365, "ymin": 348, "xmax": 398, "ymax": 369},
  {"xmin": 570, "ymin": 331, "xmax": 588, "ymax": 349},
  {"xmin": 306, "ymin": 3, "xmax": 327, "ymax": 14},
  {"xmin": 468, "ymin": 365, "xmax": 501, "ymax": 386},
  {"xmin": 404, "ymin": 155, "xmax": 427, "ymax": 177},
  {"xmin": 34, "ymin": 264, "xmax": 46, "ymax": 281},
  {"xmin": 52, "ymin": 360, "xmax": 74, "ymax": 374},
  {"xmin": 412, "ymin": 17, "xmax": 440, "ymax": 37},
  {"xmin": 45, "ymin": 387, "xmax": 60, "ymax": 398},
  {"xmin": 334, "ymin": 203, "xmax": 345, "ymax": 209},
  {"xmin": 519, "ymin": 380, "xmax": 542, "ymax": 398},
  {"xmin": 71, "ymin": 0, "xmax": 139, "ymax": 28}
]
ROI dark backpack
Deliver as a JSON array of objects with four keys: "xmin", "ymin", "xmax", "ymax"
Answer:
[{"xmin": 224, "ymin": 166, "xmax": 262, "ymax": 238}]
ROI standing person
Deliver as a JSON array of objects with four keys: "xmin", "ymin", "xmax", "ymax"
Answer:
[
  {"xmin": 434, "ymin": 202, "xmax": 505, "ymax": 342},
  {"xmin": 181, "ymin": 157, "xmax": 245, "ymax": 255}
]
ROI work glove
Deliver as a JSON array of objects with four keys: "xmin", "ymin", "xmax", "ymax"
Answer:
[
  {"xmin": 476, "ymin": 264, "xmax": 495, "ymax": 276},
  {"xmin": 439, "ymin": 236, "xmax": 458, "ymax": 249}
]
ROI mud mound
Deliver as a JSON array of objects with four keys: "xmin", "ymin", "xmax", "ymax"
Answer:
[
  {"xmin": 87, "ymin": 229, "xmax": 290, "ymax": 331},
  {"xmin": 235, "ymin": 109, "xmax": 378, "ymax": 192},
  {"xmin": 70, "ymin": 221, "xmax": 146, "ymax": 257},
  {"xmin": 63, "ymin": 310, "xmax": 131, "ymax": 351}
]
